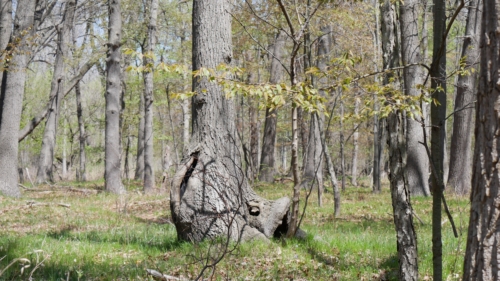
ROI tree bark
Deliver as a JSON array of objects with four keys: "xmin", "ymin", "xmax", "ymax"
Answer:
[
  {"xmin": 170, "ymin": 0, "xmax": 290, "ymax": 242},
  {"xmin": 399, "ymin": 0, "xmax": 431, "ymax": 197},
  {"xmin": 301, "ymin": 113, "xmax": 323, "ymax": 206},
  {"xmin": 105, "ymin": 0, "xmax": 125, "ymax": 194},
  {"xmin": 0, "ymin": 0, "xmax": 36, "ymax": 197},
  {"xmin": 0, "ymin": 0, "xmax": 12, "ymax": 89},
  {"xmin": 36, "ymin": 0, "xmax": 76, "ymax": 183},
  {"xmin": 339, "ymin": 97, "xmax": 346, "ymax": 191},
  {"xmin": 351, "ymin": 98, "xmax": 360, "ymax": 186},
  {"xmin": 142, "ymin": 0, "xmax": 159, "ymax": 194},
  {"xmin": 259, "ymin": 31, "xmax": 285, "ymax": 182},
  {"xmin": 76, "ymin": 82, "xmax": 86, "ymax": 181},
  {"xmin": 463, "ymin": 0, "xmax": 500, "ymax": 277},
  {"xmin": 135, "ymin": 86, "xmax": 145, "ymax": 180},
  {"xmin": 447, "ymin": 0, "xmax": 481, "ymax": 195}
]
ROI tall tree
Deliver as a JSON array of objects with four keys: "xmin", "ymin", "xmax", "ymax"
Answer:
[
  {"xmin": 447, "ymin": 0, "xmax": 482, "ymax": 195},
  {"xmin": 0, "ymin": 0, "xmax": 12, "ymax": 88},
  {"xmin": 351, "ymin": 98, "xmax": 360, "ymax": 186},
  {"xmin": 0, "ymin": 0, "xmax": 37, "ymax": 197},
  {"xmin": 462, "ymin": 0, "xmax": 500, "ymax": 277},
  {"xmin": 430, "ymin": 0, "xmax": 447, "ymax": 277},
  {"xmin": 170, "ymin": 0, "xmax": 290, "ymax": 242},
  {"xmin": 142, "ymin": 0, "xmax": 159, "ymax": 194},
  {"xmin": 382, "ymin": 0, "xmax": 419, "ymax": 278},
  {"xmin": 259, "ymin": 30, "xmax": 285, "ymax": 182},
  {"xmin": 105, "ymin": 0, "xmax": 125, "ymax": 194},
  {"xmin": 36, "ymin": 0, "xmax": 76, "ymax": 183},
  {"xmin": 399, "ymin": 0, "xmax": 431, "ymax": 197}
]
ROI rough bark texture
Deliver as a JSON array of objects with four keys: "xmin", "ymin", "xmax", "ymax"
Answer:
[
  {"xmin": 462, "ymin": 0, "xmax": 500, "ymax": 278},
  {"xmin": 301, "ymin": 113, "xmax": 323, "ymax": 205},
  {"xmin": 0, "ymin": 0, "xmax": 12, "ymax": 89},
  {"xmin": 430, "ymin": 0, "xmax": 447, "ymax": 277},
  {"xmin": 259, "ymin": 31, "xmax": 285, "ymax": 182},
  {"xmin": 447, "ymin": 0, "xmax": 481, "ymax": 195},
  {"xmin": 0, "ymin": 0, "xmax": 36, "ymax": 197},
  {"xmin": 388, "ymin": 109, "xmax": 419, "ymax": 281},
  {"xmin": 170, "ymin": 0, "xmax": 290, "ymax": 242},
  {"xmin": 339, "ymin": 98, "xmax": 346, "ymax": 191},
  {"xmin": 105, "ymin": 0, "xmax": 125, "ymax": 194},
  {"xmin": 36, "ymin": 0, "xmax": 76, "ymax": 183},
  {"xmin": 143, "ymin": 0, "xmax": 159, "ymax": 194},
  {"xmin": 399, "ymin": 0, "xmax": 430, "ymax": 197},
  {"xmin": 135, "ymin": 88, "xmax": 145, "ymax": 180}
]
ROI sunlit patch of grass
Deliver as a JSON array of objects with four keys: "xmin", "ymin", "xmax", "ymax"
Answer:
[{"xmin": 0, "ymin": 180, "xmax": 469, "ymax": 280}]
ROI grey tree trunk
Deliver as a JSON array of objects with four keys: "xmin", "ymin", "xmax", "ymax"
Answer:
[
  {"xmin": 339, "ymin": 98, "xmax": 346, "ymax": 191},
  {"xmin": 447, "ymin": 0, "xmax": 481, "ymax": 195},
  {"xmin": 399, "ymin": 0, "xmax": 430, "ymax": 197},
  {"xmin": 135, "ymin": 88, "xmax": 145, "ymax": 180},
  {"xmin": 301, "ymin": 113, "xmax": 324, "ymax": 206},
  {"xmin": 36, "ymin": 0, "xmax": 76, "ymax": 183},
  {"xmin": 142, "ymin": 0, "xmax": 159, "ymax": 194},
  {"xmin": 170, "ymin": 0, "xmax": 290, "ymax": 242},
  {"xmin": 463, "ymin": 0, "xmax": 500, "ymax": 277},
  {"xmin": 0, "ymin": 0, "xmax": 36, "ymax": 197},
  {"xmin": 259, "ymin": 31, "xmax": 285, "ymax": 182},
  {"xmin": 351, "ymin": 99, "xmax": 360, "ymax": 186},
  {"xmin": 75, "ymin": 82, "xmax": 86, "ymax": 181},
  {"xmin": 381, "ymin": 0, "xmax": 419, "ymax": 278},
  {"xmin": 430, "ymin": 0, "xmax": 447, "ymax": 278},
  {"xmin": 0, "ymin": 0, "xmax": 12, "ymax": 89},
  {"xmin": 105, "ymin": 0, "xmax": 125, "ymax": 194}
]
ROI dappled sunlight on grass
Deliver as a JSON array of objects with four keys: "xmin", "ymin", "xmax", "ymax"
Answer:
[{"xmin": 0, "ymin": 180, "xmax": 469, "ymax": 280}]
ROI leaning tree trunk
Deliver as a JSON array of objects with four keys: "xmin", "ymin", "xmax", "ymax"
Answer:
[
  {"xmin": 36, "ymin": 0, "xmax": 76, "ymax": 183},
  {"xmin": 463, "ymin": 0, "xmax": 500, "ymax": 277},
  {"xmin": 142, "ymin": 0, "xmax": 159, "ymax": 194},
  {"xmin": 170, "ymin": 0, "xmax": 290, "ymax": 242},
  {"xmin": 399, "ymin": 0, "xmax": 431, "ymax": 197},
  {"xmin": 447, "ymin": 0, "xmax": 481, "ymax": 195},
  {"xmin": 259, "ymin": 30, "xmax": 285, "ymax": 182},
  {"xmin": 105, "ymin": 0, "xmax": 125, "ymax": 194},
  {"xmin": 0, "ymin": 0, "xmax": 36, "ymax": 197}
]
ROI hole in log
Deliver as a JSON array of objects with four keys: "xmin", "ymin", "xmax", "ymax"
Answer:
[
  {"xmin": 180, "ymin": 152, "xmax": 198, "ymax": 198},
  {"xmin": 247, "ymin": 201, "xmax": 261, "ymax": 216},
  {"xmin": 273, "ymin": 211, "xmax": 289, "ymax": 238}
]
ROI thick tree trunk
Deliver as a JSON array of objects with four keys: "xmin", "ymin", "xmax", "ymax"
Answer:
[
  {"xmin": 259, "ymin": 31, "xmax": 285, "ymax": 182},
  {"xmin": 105, "ymin": 0, "xmax": 125, "ymax": 194},
  {"xmin": 0, "ymin": 0, "xmax": 36, "ymax": 197},
  {"xmin": 399, "ymin": 0, "xmax": 430, "ymax": 197},
  {"xmin": 170, "ymin": 0, "xmax": 290, "ymax": 242},
  {"xmin": 463, "ymin": 0, "xmax": 500, "ymax": 277},
  {"xmin": 142, "ymin": 0, "xmax": 159, "ymax": 194},
  {"xmin": 0, "ymin": 0, "xmax": 11, "ymax": 89},
  {"xmin": 75, "ymin": 82, "xmax": 86, "ymax": 181},
  {"xmin": 447, "ymin": 0, "xmax": 481, "ymax": 195},
  {"xmin": 36, "ymin": 0, "xmax": 76, "ymax": 183}
]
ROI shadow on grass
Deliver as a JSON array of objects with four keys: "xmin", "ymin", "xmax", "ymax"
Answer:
[{"xmin": 379, "ymin": 255, "xmax": 398, "ymax": 281}]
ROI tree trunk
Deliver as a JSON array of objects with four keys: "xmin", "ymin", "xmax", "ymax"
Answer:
[
  {"xmin": 0, "ymin": 0, "xmax": 12, "ymax": 89},
  {"xmin": 447, "ymin": 0, "xmax": 481, "ymax": 195},
  {"xmin": 135, "ymin": 90, "xmax": 145, "ymax": 180},
  {"xmin": 36, "ymin": 0, "xmax": 76, "ymax": 183},
  {"xmin": 143, "ymin": 0, "xmax": 159, "ymax": 194},
  {"xmin": 0, "ymin": 0, "xmax": 36, "ymax": 197},
  {"xmin": 75, "ymin": 82, "xmax": 86, "ymax": 181},
  {"xmin": 351, "ymin": 98, "xmax": 360, "ymax": 186},
  {"xmin": 170, "ymin": 0, "xmax": 290, "ymax": 242},
  {"xmin": 399, "ymin": 0, "xmax": 430, "ymax": 197},
  {"xmin": 301, "ymin": 113, "xmax": 323, "ymax": 206},
  {"xmin": 339, "ymin": 97, "xmax": 346, "ymax": 191},
  {"xmin": 259, "ymin": 31, "xmax": 285, "ymax": 182},
  {"xmin": 463, "ymin": 0, "xmax": 500, "ymax": 277},
  {"xmin": 105, "ymin": 0, "xmax": 125, "ymax": 194},
  {"xmin": 388, "ymin": 108, "xmax": 419, "ymax": 280}
]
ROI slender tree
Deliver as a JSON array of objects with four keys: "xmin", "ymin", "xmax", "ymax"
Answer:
[
  {"xmin": 0, "ymin": 0, "xmax": 37, "ymax": 197},
  {"xmin": 259, "ymin": 31, "xmax": 285, "ymax": 182},
  {"xmin": 462, "ymin": 0, "xmax": 500, "ymax": 277},
  {"xmin": 105, "ymin": 0, "xmax": 125, "ymax": 194},
  {"xmin": 36, "ymin": 0, "xmax": 76, "ymax": 183}
]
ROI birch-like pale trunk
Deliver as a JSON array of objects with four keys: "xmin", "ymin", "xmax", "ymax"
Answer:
[{"xmin": 75, "ymin": 82, "xmax": 86, "ymax": 181}]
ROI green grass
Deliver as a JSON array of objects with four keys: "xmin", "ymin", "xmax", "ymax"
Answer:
[{"xmin": 0, "ymin": 178, "xmax": 469, "ymax": 280}]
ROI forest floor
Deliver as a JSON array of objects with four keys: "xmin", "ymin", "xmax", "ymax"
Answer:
[{"xmin": 0, "ymin": 178, "xmax": 469, "ymax": 280}]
